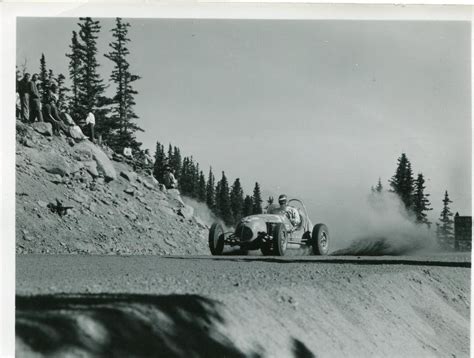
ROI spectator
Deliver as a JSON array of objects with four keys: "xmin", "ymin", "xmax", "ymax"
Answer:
[
  {"xmin": 123, "ymin": 147, "xmax": 133, "ymax": 159},
  {"xmin": 42, "ymin": 87, "xmax": 68, "ymax": 136},
  {"xmin": 163, "ymin": 165, "xmax": 178, "ymax": 189},
  {"xmin": 85, "ymin": 112, "xmax": 96, "ymax": 143},
  {"xmin": 144, "ymin": 149, "xmax": 153, "ymax": 167},
  {"xmin": 18, "ymin": 73, "xmax": 30, "ymax": 122},
  {"xmin": 28, "ymin": 74, "xmax": 43, "ymax": 123}
]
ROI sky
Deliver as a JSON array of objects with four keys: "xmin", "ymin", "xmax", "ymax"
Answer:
[{"xmin": 16, "ymin": 18, "xmax": 471, "ymax": 237}]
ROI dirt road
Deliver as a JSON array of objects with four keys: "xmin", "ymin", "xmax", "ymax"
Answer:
[{"xmin": 16, "ymin": 254, "xmax": 470, "ymax": 357}]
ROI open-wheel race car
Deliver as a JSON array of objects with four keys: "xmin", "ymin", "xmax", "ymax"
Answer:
[{"xmin": 208, "ymin": 198, "xmax": 329, "ymax": 256}]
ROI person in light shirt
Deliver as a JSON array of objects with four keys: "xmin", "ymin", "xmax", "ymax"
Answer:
[{"xmin": 85, "ymin": 112, "xmax": 96, "ymax": 143}]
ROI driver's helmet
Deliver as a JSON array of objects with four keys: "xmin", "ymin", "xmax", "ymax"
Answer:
[{"xmin": 278, "ymin": 194, "xmax": 288, "ymax": 206}]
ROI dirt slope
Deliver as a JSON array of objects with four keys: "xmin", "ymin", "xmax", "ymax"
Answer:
[
  {"xmin": 16, "ymin": 255, "xmax": 470, "ymax": 358},
  {"xmin": 15, "ymin": 121, "xmax": 209, "ymax": 255}
]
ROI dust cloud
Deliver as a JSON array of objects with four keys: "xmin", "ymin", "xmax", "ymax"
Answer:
[{"xmin": 331, "ymin": 192, "xmax": 439, "ymax": 256}]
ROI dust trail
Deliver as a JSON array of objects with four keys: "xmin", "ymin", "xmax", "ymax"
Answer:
[
  {"xmin": 331, "ymin": 192, "xmax": 439, "ymax": 256},
  {"xmin": 181, "ymin": 196, "xmax": 231, "ymax": 231}
]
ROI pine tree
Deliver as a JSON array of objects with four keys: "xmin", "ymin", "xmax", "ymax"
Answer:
[
  {"xmin": 171, "ymin": 146, "xmax": 182, "ymax": 180},
  {"xmin": 375, "ymin": 178, "xmax": 383, "ymax": 193},
  {"xmin": 66, "ymin": 30, "xmax": 83, "ymax": 116},
  {"xmin": 230, "ymin": 178, "xmax": 244, "ymax": 223},
  {"xmin": 153, "ymin": 141, "xmax": 166, "ymax": 182},
  {"xmin": 56, "ymin": 74, "xmax": 68, "ymax": 111},
  {"xmin": 438, "ymin": 190, "xmax": 454, "ymax": 244},
  {"xmin": 39, "ymin": 53, "xmax": 49, "ymax": 105},
  {"xmin": 389, "ymin": 153, "xmax": 414, "ymax": 211},
  {"xmin": 216, "ymin": 172, "xmax": 233, "ymax": 225},
  {"xmin": 412, "ymin": 173, "xmax": 432, "ymax": 226},
  {"xmin": 252, "ymin": 182, "xmax": 263, "ymax": 214},
  {"xmin": 198, "ymin": 171, "xmax": 206, "ymax": 202},
  {"xmin": 243, "ymin": 195, "xmax": 253, "ymax": 217},
  {"xmin": 206, "ymin": 167, "xmax": 216, "ymax": 210},
  {"xmin": 76, "ymin": 18, "xmax": 108, "ymax": 135},
  {"xmin": 104, "ymin": 17, "xmax": 142, "ymax": 152}
]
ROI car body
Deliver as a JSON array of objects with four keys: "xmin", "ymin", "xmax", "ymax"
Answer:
[{"xmin": 209, "ymin": 198, "xmax": 329, "ymax": 256}]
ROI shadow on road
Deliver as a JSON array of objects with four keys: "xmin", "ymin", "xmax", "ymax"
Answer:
[{"xmin": 16, "ymin": 294, "xmax": 257, "ymax": 357}]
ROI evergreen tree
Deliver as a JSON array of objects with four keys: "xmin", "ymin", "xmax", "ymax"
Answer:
[
  {"xmin": 76, "ymin": 18, "xmax": 108, "ymax": 135},
  {"xmin": 252, "ymin": 182, "xmax": 263, "ymax": 214},
  {"xmin": 389, "ymin": 153, "xmax": 414, "ymax": 210},
  {"xmin": 197, "ymin": 171, "xmax": 206, "ymax": 202},
  {"xmin": 412, "ymin": 173, "xmax": 432, "ymax": 226},
  {"xmin": 230, "ymin": 178, "xmax": 244, "ymax": 223},
  {"xmin": 243, "ymin": 195, "xmax": 253, "ymax": 217},
  {"xmin": 171, "ymin": 146, "xmax": 182, "ymax": 180},
  {"xmin": 206, "ymin": 167, "xmax": 216, "ymax": 210},
  {"xmin": 66, "ymin": 30, "xmax": 83, "ymax": 116},
  {"xmin": 56, "ymin": 73, "xmax": 69, "ymax": 110},
  {"xmin": 104, "ymin": 17, "xmax": 142, "ymax": 152},
  {"xmin": 39, "ymin": 54, "xmax": 49, "ymax": 105},
  {"xmin": 216, "ymin": 172, "xmax": 233, "ymax": 225},
  {"xmin": 153, "ymin": 141, "xmax": 166, "ymax": 182},
  {"xmin": 438, "ymin": 190, "xmax": 454, "ymax": 243},
  {"xmin": 375, "ymin": 178, "xmax": 383, "ymax": 193}
]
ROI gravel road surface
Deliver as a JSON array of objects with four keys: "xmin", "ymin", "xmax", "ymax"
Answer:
[{"xmin": 16, "ymin": 253, "xmax": 470, "ymax": 357}]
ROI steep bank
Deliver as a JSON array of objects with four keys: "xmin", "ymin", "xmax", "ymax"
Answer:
[{"xmin": 15, "ymin": 121, "xmax": 209, "ymax": 255}]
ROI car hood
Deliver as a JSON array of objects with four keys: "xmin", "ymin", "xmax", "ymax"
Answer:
[{"xmin": 239, "ymin": 214, "xmax": 285, "ymax": 224}]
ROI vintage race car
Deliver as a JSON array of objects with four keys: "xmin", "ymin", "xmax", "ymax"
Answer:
[{"xmin": 208, "ymin": 198, "xmax": 329, "ymax": 256}]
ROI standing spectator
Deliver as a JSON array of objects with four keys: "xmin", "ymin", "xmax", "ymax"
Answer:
[
  {"xmin": 18, "ymin": 73, "xmax": 31, "ymax": 122},
  {"xmin": 85, "ymin": 112, "xmax": 96, "ymax": 143},
  {"xmin": 28, "ymin": 74, "xmax": 43, "ymax": 123},
  {"xmin": 163, "ymin": 165, "xmax": 178, "ymax": 189}
]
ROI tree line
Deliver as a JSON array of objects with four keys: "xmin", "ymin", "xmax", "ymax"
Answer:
[
  {"xmin": 372, "ymin": 152, "xmax": 455, "ymax": 244},
  {"xmin": 153, "ymin": 141, "xmax": 264, "ymax": 226},
  {"xmin": 17, "ymin": 17, "xmax": 142, "ymax": 153}
]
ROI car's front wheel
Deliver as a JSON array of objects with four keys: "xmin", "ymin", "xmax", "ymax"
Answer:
[
  {"xmin": 209, "ymin": 223, "xmax": 225, "ymax": 255},
  {"xmin": 312, "ymin": 223, "xmax": 329, "ymax": 255},
  {"xmin": 273, "ymin": 223, "xmax": 288, "ymax": 256}
]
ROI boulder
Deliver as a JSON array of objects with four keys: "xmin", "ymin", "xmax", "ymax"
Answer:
[
  {"xmin": 32, "ymin": 122, "xmax": 53, "ymax": 136},
  {"xmin": 69, "ymin": 125, "xmax": 86, "ymax": 142},
  {"xmin": 158, "ymin": 184, "xmax": 167, "ymax": 193},
  {"xmin": 73, "ymin": 141, "xmax": 117, "ymax": 182},
  {"xmin": 83, "ymin": 161, "xmax": 99, "ymax": 178},
  {"xmin": 177, "ymin": 205, "xmax": 194, "ymax": 220},
  {"xmin": 143, "ymin": 180, "xmax": 154, "ymax": 190},
  {"xmin": 124, "ymin": 187, "xmax": 135, "ymax": 195},
  {"xmin": 120, "ymin": 171, "xmax": 138, "ymax": 182},
  {"xmin": 41, "ymin": 152, "xmax": 72, "ymax": 177}
]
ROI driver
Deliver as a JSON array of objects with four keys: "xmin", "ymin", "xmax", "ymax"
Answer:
[{"xmin": 278, "ymin": 194, "xmax": 301, "ymax": 227}]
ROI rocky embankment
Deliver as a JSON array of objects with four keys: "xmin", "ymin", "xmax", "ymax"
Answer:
[{"xmin": 15, "ymin": 121, "xmax": 209, "ymax": 255}]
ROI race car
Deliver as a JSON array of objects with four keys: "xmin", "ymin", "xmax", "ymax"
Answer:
[{"xmin": 208, "ymin": 198, "xmax": 329, "ymax": 256}]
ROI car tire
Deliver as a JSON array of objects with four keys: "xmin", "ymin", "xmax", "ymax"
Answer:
[
  {"xmin": 273, "ymin": 223, "xmax": 288, "ymax": 256},
  {"xmin": 209, "ymin": 222, "xmax": 225, "ymax": 255},
  {"xmin": 312, "ymin": 223, "xmax": 329, "ymax": 255}
]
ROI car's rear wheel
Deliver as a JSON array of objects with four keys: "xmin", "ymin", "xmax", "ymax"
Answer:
[
  {"xmin": 312, "ymin": 223, "xmax": 329, "ymax": 255},
  {"xmin": 273, "ymin": 223, "xmax": 288, "ymax": 256},
  {"xmin": 209, "ymin": 223, "xmax": 225, "ymax": 255}
]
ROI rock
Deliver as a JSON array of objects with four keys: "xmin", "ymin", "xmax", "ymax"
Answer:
[
  {"xmin": 150, "ymin": 176, "xmax": 159, "ymax": 185},
  {"xmin": 120, "ymin": 171, "xmax": 138, "ymax": 182},
  {"xmin": 83, "ymin": 161, "xmax": 99, "ymax": 178},
  {"xmin": 23, "ymin": 138, "xmax": 35, "ymax": 148},
  {"xmin": 124, "ymin": 187, "xmax": 134, "ymax": 195},
  {"xmin": 143, "ymin": 180, "xmax": 154, "ymax": 190},
  {"xmin": 37, "ymin": 200, "xmax": 48, "ymax": 208},
  {"xmin": 41, "ymin": 152, "xmax": 72, "ymax": 177},
  {"xmin": 158, "ymin": 184, "xmax": 167, "ymax": 193},
  {"xmin": 74, "ymin": 141, "xmax": 117, "ymax": 182},
  {"xmin": 89, "ymin": 202, "xmax": 97, "ymax": 213},
  {"xmin": 177, "ymin": 205, "xmax": 194, "ymax": 220},
  {"xmin": 50, "ymin": 174, "xmax": 63, "ymax": 184},
  {"xmin": 145, "ymin": 206, "xmax": 152, "ymax": 212},
  {"xmin": 95, "ymin": 177, "xmax": 105, "ymax": 185},
  {"xmin": 32, "ymin": 122, "xmax": 53, "ymax": 136},
  {"xmin": 67, "ymin": 137, "xmax": 75, "ymax": 147}
]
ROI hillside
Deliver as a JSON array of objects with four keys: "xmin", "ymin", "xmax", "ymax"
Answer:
[{"xmin": 15, "ymin": 121, "xmax": 209, "ymax": 255}]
